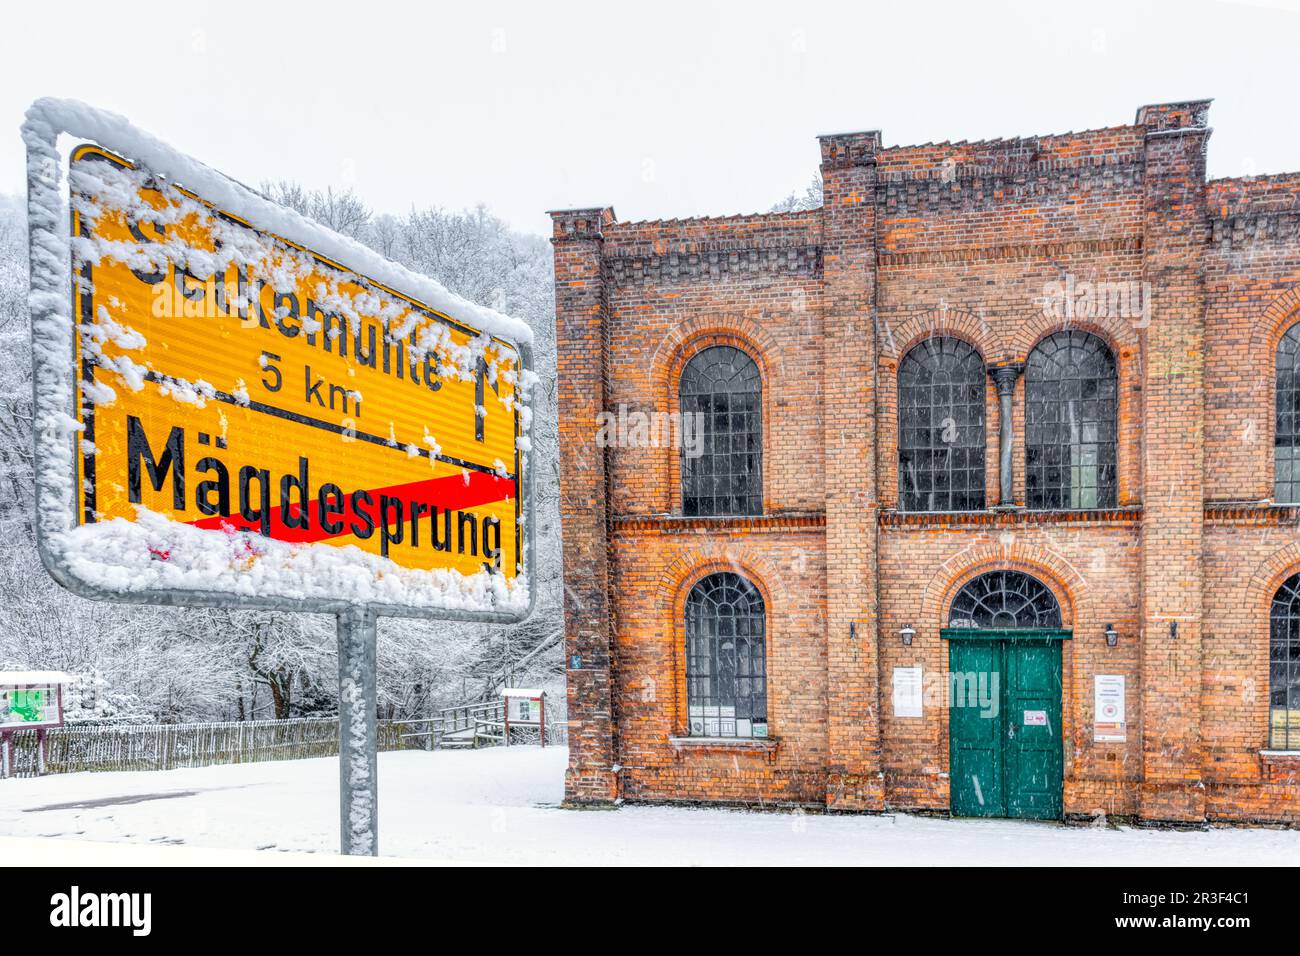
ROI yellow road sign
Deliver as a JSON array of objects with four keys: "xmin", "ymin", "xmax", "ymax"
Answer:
[{"xmin": 68, "ymin": 145, "xmax": 525, "ymax": 592}]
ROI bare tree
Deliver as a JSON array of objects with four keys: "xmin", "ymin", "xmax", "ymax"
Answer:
[
  {"xmin": 770, "ymin": 172, "xmax": 823, "ymax": 212},
  {"xmin": 260, "ymin": 181, "xmax": 372, "ymax": 240}
]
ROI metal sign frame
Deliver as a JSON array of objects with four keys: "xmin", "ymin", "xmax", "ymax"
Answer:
[{"xmin": 23, "ymin": 98, "xmax": 537, "ymax": 855}]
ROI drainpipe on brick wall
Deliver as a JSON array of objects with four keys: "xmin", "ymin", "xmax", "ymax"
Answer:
[{"xmin": 988, "ymin": 363, "xmax": 1024, "ymax": 508}]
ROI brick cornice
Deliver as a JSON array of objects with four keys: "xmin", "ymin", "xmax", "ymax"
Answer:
[
  {"xmin": 877, "ymin": 236, "xmax": 1142, "ymax": 269},
  {"xmin": 818, "ymin": 130, "xmax": 882, "ymax": 169},
  {"xmin": 608, "ymin": 499, "xmax": 1291, "ymax": 535},
  {"xmin": 880, "ymin": 507, "xmax": 1142, "ymax": 529},
  {"xmin": 1136, "ymin": 99, "xmax": 1212, "ymax": 132},
  {"xmin": 548, "ymin": 207, "xmax": 615, "ymax": 243},
  {"xmin": 877, "ymin": 151, "xmax": 1142, "ymax": 184},
  {"xmin": 1204, "ymin": 503, "xmax": 1300, "ymax": 525},
  {"xmin": 606, "ymin": 243, "xmax": 822, "ymax": 285},
  {"xmin": 876, "ymin": 158, "xmax": 1144, "ymax": 216},
  {"xmin": 612, "ymin": 512, "xmax": 826, "ymax": 534},
  {"xmin": 1208, "ymin": 211, "xmax": 1300, "ymax": 249}
]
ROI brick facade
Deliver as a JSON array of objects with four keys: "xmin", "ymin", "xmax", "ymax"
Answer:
[{"xmin": 550, "ymin": 100, "xmax": 1300, "ymax": 824}]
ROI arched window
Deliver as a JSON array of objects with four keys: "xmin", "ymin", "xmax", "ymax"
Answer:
[
  {"xmin": 1025, "ymin": 331, "xmax": 1118, "ymax": 510},
  {"xmin": 898, "ymin": 337, "xmax": 986, "ymax": 512},
  {"xmin": 1270, "ymin": 573, "xmax": 1300, "ymax": 749},
  {"xmin": 1276, "ymin": 323, "xmax": 1300, "ymax": 504},
  {"xmin": 685, "ymin": 572, "xmax": 767, "ymax": 738},
  {"xmin": 680, "ymin": 346, "xmax": 762, "ymax": 516},
  {"xmin": 949, "ymin": 570, "xmax": 1062, "ymax": 629}
]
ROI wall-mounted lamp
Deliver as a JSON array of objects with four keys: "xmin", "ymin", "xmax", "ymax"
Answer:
[
  {"xmin": 1104, "ymin": 623, "xmax": 1118, "ymax": 647},
  {"xmin": 1170, "ymin": 621, "xmax": 1178, "ymax": 641},
  {"xmin": 900, "ymin": 624, "xmax": 916, "ymax": 647}
]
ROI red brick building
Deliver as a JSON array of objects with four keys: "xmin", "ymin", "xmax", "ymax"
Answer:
[{"xmin": 549, "ymin": 100, "xmax": 1300, "ymax": 824}]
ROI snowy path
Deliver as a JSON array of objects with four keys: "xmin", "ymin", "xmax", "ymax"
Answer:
[{"xmin": 1, "ymin": 747, "xmax": 1297, "ymax": 865}]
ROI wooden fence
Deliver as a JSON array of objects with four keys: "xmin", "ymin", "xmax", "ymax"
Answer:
[{"xmin": 4, "ymin": 717, "xmax": 421, "ymax": 778}]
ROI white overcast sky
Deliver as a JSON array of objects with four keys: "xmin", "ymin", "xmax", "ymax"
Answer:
[{"xmin": 1, "ymin": 0, "xmax": 1297, "ymax": 237}]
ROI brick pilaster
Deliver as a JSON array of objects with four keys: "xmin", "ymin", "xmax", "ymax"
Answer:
[
  {"xmin": 819, "ymin": 131, "xmax": 886, "ymax": 810},
  {"xmin": 549, "ymin": 207, "xmax": 620, "ymax": 804},
  {"xmin": 1136, "ymin": 101, "xmax": 1212, "ymax": 822}
]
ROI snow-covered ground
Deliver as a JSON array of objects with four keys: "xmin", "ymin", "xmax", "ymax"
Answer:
[{"xmin": 1, "ymin": 746, "xmax": 1297, "ymax": 865}]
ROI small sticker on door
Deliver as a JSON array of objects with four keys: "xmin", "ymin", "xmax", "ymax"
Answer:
[{"xmin": 1023, "ymin": 709, "xmax": 1047, "ymax": 726}]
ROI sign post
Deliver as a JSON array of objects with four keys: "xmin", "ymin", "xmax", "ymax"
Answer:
[
  {"xmin": 337, "ymin": 608, "xmax": 379, "ymax": 854},
  {"xmin": 22, "ymin": 99, "xmax": 535, "ymax": 855}
]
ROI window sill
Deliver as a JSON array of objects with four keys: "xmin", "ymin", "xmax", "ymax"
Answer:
[
  {"xmin": 1259, "ymin": 750, "xmax": 1300, "ymax": 782},
  {"xmin": 668, "ymin": 735, "xmax": 779, "ymax": 754}
]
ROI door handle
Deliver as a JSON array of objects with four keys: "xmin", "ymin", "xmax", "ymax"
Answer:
[{"xmin": 1007, "ymin": 724, "xmax": 1016, "ymax": 740}]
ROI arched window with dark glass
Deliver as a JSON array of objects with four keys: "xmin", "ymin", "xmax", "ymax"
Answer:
[
  {"xmin": 1276, "ymin": 323, "xmax": 1300, "ymax": 504},
  {"xmin": 1025, "ymin": 331, "xmax": 1118, "ymax": 510},
  {"xmin": 680, "ymin": 345, "xmax": 762, "ymax": 516},
  {"xmin": 949, "ymin": 570, "xmax": 1062, "ymax": 629},
  {"xmin": 685, "ymin": 572, "xmax": 767, "ymax": 738},
  {"xmin": 1270, "ymin": 573, "xmax": 1300, "ymax": 749},
  {"xmin": 898, "ymin": 337, "xmax": 986, "ymax": 512}
]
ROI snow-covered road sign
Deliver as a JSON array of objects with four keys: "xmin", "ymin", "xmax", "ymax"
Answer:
[
  {"xmin": 24, "ymin": 98, "xmax": 538, "ymax": 854},
  {"xmin": 24, "ymin": 101, "xmax": 535, "ymax": 622}
]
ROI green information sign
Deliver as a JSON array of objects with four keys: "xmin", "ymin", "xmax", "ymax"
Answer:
[{"xmin": 0, "ymin": 685, "xmax": 60, "ymax": 729}]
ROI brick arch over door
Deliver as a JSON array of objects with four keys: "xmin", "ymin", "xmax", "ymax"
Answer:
[
  {"xmin": 878, "ymin": 310, "xmax": 999, "ymax": 511},
  {"xmin": 921, "ymin": 544, "xmax": 1085, "ymax": 638},
  {"xmin": 650, "ymin": 317, "xmax": 779, "ymax": 514},
  {"xmin": 1249, "ymin": 286, "xmax": 1300, "ymax": 503},
  {"xmin": 658, "ymin": 546, "xmax": 786, "ymax": 738}
]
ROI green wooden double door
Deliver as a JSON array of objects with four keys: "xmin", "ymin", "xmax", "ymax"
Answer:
[{"xmin": 946, "ymin": 630, "xmax": 1067, "ymax": 820}]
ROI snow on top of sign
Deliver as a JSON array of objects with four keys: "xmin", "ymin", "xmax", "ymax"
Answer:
[
  {"xmin": 0, "ymin": 671, "xmax": 72, "ymax": 685},
  {"xmin": 22, "ymin": 98, "xmax": 532, "ymax": 346},
  {"xmin": 59, "ymin": 509, "xmax": 528, "ymax": 614},
  {"xmin": 499, "ymin": 687, "xmax": 544, "ymax": 698}
]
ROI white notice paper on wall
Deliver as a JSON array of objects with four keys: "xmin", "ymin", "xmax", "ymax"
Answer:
[
  {"xmin": 1094, "ymin": 674, "xmax": 1126, "ymax": 742},
  {"xmin": 893, "ymin": 666, "xmax": 923, "ymax": 718}
]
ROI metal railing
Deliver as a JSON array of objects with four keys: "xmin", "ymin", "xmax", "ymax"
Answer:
[{"xmin": 393, "ymin": 699, "xmax": 506, "ymax": 749}]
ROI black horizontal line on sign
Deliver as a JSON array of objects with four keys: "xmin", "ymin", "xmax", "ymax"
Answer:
[{"xmin": 139, "ymin": 370, "xmax": 513, "ymax": 481}]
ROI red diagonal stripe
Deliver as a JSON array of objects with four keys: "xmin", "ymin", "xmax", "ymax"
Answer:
[{"xmin": 189, "ymin": 470, "xmax": 515, "ymax": 544}]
